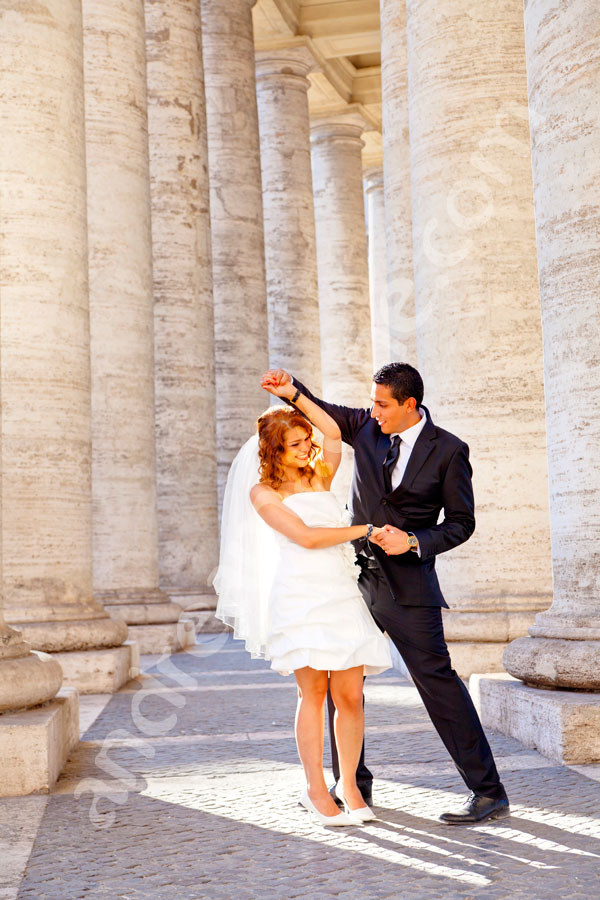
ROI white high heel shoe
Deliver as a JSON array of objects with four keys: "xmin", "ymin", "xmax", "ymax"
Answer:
[
  {"xmin": 300, "ymin": 790, "xmax": 358, "ymax": 826},
  {"xmin": 335, "ymin": 781, "xmax": 377, "ymax": 822}
]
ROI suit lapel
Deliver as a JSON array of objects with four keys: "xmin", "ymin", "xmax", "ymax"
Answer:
[
  {"xmin": 375, "ymin": 431, "xmax": 391, "ymax": 489},
  {"xmin": 390, "ymin": 409, "xmax": 437, "ymax": 496}
]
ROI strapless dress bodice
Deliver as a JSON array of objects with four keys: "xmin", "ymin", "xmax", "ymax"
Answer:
[{"xmin": 264, "ymin": 489, "xmax": 391, "ymax": 676}]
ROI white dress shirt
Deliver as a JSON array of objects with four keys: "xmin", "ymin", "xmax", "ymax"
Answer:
[
  {"xmin": 389, "ymin": 408, "xmax": 427, "ymax": 491},
  {"xmin": 389, "ymin": 409, "xmax": 427, "ymax": 556}
]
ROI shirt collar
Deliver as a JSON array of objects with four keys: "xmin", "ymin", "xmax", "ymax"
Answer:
[{"xmin": 391, "ymin": 408, "xmax": 427, "ymax": 449}]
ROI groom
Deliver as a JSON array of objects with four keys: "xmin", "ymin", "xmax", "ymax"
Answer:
[{"xmin": 272, "ymin": 362, "xmax": 509, "ymax": 825}]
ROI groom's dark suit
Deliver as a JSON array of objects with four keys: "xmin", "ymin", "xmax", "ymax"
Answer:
[{"xmin": 290, "ymin": 379, "xmax": 505, "ymax": 801}]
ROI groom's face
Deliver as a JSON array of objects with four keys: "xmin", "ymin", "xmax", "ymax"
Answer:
[{"xmin": 370, "ymin": 383, "xmax": 416, "ymax": 435}]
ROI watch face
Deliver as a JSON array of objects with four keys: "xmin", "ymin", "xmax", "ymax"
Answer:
[{"xmin": 407, "ymin": 535, "xmax": 418, "ymax": 547}]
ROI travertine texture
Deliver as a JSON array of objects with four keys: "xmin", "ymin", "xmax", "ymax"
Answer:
[
  {"xmin": 52, "ymin": 639, "xmax": 140, "ymax": 694},
  {"xmin": 310, "ymin": 115, "xmax": 374, "ymax": 500},
  {"xmin": 256, "ymin": 48, "xmax": 322, "ymax": 391},
  {"xmin": 83, "ymin": 0, "xmax": 179, "ymax": 628},
  {"xmin": 503, "ymin": 0, "xmax": 600, "ymax": 688},
  {"xmin": 0, "ymin": 643, "xmax": 63, "ymax": 714},
  {"xmin": 310, "ymin": 116, "xmax": 373, "ymax": 406},
  {"xmin": 405, "ymin": 0, "xmax": 552, "ymax": 645},
  {"xmin": 473, "ymin": 674, "xmax": 600, "ymax": 764},
  {"xmin": 380, "ymin": 0, "xmax": 417, "ymax": 364},
  {"xmin": 0, "ymin": 687, "xmax": 79, "ymax": 795},
  {"xmin": 201, "ymin": 0, "xmax": 269, "ymax": 509},
  {"xmin": 145, "ymin": 0, "xmax": 219, "ymax": 603},
  {"xmin": 0, "ymin": 0, "xmax": 127, "ymax": 656},
  {"xmin": 364, "ymin": 167, "xmax": 391, "ymax": 369}
]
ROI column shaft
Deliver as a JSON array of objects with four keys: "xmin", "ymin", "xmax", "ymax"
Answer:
[
  {"xmin": 83, "ymin": 0, "xmax": 184, "ymax": 639},
  {"xmin": 255, "ymin": 49, "xmax": 321, "ymax": 390},
  {"xmin": 503, "ymin": 0, "xmax": 600, "ymax": 689},
  {"xmin": 364, "ymin": 167, "xmax": 391, "ymax": 369},
  {"xmin": 201, "ymin": 0, "xmax": 269, "ymax": 508},
  {"xmin": 310, "ymin": 117, "xmax": 373, "ymax": 404},
  {"xmin": 0, "ymin": 0, "xmax": 127, "ymax": 658},
  {"xmin": 310, "ymin": 115, "xmax": 373, "ymax": 501},
  {"xmin": 145, "ymin": 0, "xmax": 219, "ymax": 606},
  {"xmin": 380, "ymin": 0, "xmax": 417, "ymax": 363},
  {"xmin": 405, "ymin": 0, "xmax": 552, "ymax": 673}
]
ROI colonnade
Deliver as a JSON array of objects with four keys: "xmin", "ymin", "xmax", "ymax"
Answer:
[{"xmin": 0, "ymin": 0, "xmax": 599, "ymax": 794}]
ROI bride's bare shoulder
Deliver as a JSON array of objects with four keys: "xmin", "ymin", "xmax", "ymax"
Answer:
[{"xmin": 249, "ymin": 483, "xmax": 281, "ymax": 506}]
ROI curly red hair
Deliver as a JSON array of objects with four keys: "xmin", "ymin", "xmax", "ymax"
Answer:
[{"xmin": 256, "ymin": 406, "xmax": 321, "ymax": 490}]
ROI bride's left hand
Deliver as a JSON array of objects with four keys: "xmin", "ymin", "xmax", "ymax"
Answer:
[{"xmin": 261, "ymin": 369, "xmax": 295, "ymax": 399}]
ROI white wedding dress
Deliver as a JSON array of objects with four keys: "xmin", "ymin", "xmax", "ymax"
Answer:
[{"xmin": 265, "ymin": 491, "xmax": 392, "ymax": 676}]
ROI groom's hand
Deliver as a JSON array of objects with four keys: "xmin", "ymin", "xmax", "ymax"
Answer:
[
  {"xmin": 373, "ymin": 525, "xmax": 412, "ymax": 555},
  {"xmin": 261, "ymin": 369, "xmax": 294, "ymax": 399}
]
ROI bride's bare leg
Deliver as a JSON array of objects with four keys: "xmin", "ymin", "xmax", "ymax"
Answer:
[
  {"xmin": 294, "ymin": 666, "xmax": 340, "ymax": 817},
  {"xmin": 329, "ymin": 666, "xmax": 366, "ymax": 810}
]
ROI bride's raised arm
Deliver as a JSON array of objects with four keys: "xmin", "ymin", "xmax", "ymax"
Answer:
[{"xmin": 261, "ymin": 369, "xmax": 342, "ymax": 482}]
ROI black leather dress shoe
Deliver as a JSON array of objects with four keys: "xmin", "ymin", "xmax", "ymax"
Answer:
[
  {"xmin": 329, "ymin": 783, "xmax": 343, "ymax": 809},
  {"xmin": 361, "ymin": 790, "xmax": 374, "ymax": 809},
  {"xmin": 439, "ymin": 792, "xmax": 510, "ymax": 825}
]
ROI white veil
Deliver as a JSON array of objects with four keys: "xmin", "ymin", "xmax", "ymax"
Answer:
[{"xmin": 212, "ymin": 432, "xmax": 280, "ymax": 659}]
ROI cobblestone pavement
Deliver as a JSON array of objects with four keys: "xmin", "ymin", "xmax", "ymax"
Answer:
[{"xmin": 2, "ymin": 634, "xmax": 600, "ymax": 900}]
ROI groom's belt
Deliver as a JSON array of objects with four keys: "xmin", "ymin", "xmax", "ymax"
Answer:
[{"xmin": 357, "ymin": 553, "xmax": 380, "ymax": 571}]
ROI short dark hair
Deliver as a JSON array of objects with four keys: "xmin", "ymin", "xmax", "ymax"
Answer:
[{"xmin": 373, "ymin": 363, "xmax": 424, "ymax": 407}]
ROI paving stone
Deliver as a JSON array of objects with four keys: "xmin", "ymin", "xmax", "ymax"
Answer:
[{"xmin": 1, "ymin": 635, "xmax": 599, "ymax": 899}]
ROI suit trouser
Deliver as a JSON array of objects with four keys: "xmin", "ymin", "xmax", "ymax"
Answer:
[{"xmin": 327, "ymin": 565, "xmax": 505, "ymax": 800}]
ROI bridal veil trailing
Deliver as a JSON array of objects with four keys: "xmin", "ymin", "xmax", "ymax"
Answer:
[{"xmin": 212, "ymin": 432, "xmax": 279, "ymax": 659}]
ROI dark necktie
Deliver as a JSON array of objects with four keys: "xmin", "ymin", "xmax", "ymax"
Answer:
[{"xmin": 383, "ymin": 435, "xmax": 401, "ymax": 493}]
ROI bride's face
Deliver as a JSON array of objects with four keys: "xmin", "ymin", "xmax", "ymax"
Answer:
[{"xmin": 280, "ymin": 426, "xmax": 312, "ymax": 471}]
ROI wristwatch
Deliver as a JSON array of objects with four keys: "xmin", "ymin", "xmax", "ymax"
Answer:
[{"xmin": 406, "ymin": 533, "xmax": 419, "ymax": 549}]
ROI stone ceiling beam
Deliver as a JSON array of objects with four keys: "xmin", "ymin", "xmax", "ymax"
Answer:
[
  {"xmin": 299, "ymin": 0, "xmax": 380, "ymax": 38},
  {"xmin": 252, "ymin": 0, "xmax": 299, "ymax": 36},
  {"xmin": 351, "ymin": 66, "xmax": 381, "ymax": 104}
]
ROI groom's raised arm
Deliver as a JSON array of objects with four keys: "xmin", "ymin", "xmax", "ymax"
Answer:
[{"xmin": 286, "ymin": 375, "xmax": 370, "ymax": 447}]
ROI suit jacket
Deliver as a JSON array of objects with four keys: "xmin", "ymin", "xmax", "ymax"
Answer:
[{"xmin": 290, "ymin": 379, "xmax": 476, "ymax": 607}]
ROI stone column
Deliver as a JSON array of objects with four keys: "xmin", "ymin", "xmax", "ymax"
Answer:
[
  {"xmin": 145, "ymin": 0, "xmax": 219, "ymax": 627},
  {"xmin": 502, "ymin": 0, "xmax": 600, "ymax": 694},
  {"xmin": 380, "ymin": 0, "xmax": 417, "ymax": 364},
  {"xmin": 310, "ymin": 114, "xmax": 373, "ymax": 499},
  {"xmin": 83, "ymin": 0, "xmax": 193, "ymax": 654},
  {"xmin": 405, "ymin": 0, "xmax": 552, "ymax": 675},
  {"xmin": 0, "ymin": 0, "xmax": 132, "ymax": 694},
  {"xmin": 310, "ymin": 115, "xmax": 373, "ymax": 404},
  {"xmin": 255, "ymin": 47, "xmax": 322, "ymax": 391},
  {"xmin": 364, "ymin": 166, "xmax": 391, "ymax": 369},
  {"xmin": 201, "ymin": 0, "xmax": 269, "ymax": 509}
]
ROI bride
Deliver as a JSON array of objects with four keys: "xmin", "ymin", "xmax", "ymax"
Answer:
[{"xmin": 214, "ymin": 374, "xmax": 392, "ymax": 827}]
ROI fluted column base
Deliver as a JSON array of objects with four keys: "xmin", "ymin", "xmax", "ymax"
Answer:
[
  {"xmin": 162, "ymin": 588, "xmax": 216, "ymax": 613},
  {"xmin": 529, "ymin": 612, "xmax": 600, "ymax": 640},
  {"xmin": 9, "ymin": 616, "xmax": 128, "ymax": 653},
  {"xmin": 442, "ymin": 609, "xmax": 538, "ymax": 643},
  {"xmin": 126, "ymin": 620, "xmax": 196, "ymax": 655},
  {"xmin": 96, "ymin": 587, "xmax": 182, "ymax": 625},
  {"xmin": 52, "ymin": 640, "xmax": 140, "ymax": 694},
  {"xmin": 442, "ymin": 608, "xmax": 541, "ymax": 678},
  {"xmin": 97, "ymin": 588, "xmax": 193, "ymax": 654},
  {"xmin": 0, "ymin": 649, "xmax": 63, "ymax": 713},
  {"xmin": 503, "ymin": 636, "xmax": 600, "ymax": 690}
]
